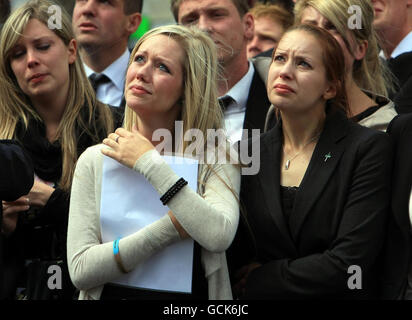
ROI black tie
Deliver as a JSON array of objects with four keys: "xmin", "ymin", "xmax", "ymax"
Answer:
[
  {"xmin": 219, "ymin": 96, "xmax": 233, "ymax": 112},
  {"xmin": 89, "ymin": 73, "xmax": 111, "ymax": 93}
]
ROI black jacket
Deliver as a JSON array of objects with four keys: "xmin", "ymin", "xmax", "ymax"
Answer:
[
  {"xmin": 230, "ymin": 110, "xmax": 392, "ymax": 299},
  {"xmin": 0, "ymin": 141, "xmax": 34, "ymax": 299},
  {"xmin": 381, "ymin": 114, "xmax": 412, "ymax": 299},
  {"xmin": 387, "ymin": 52, "xmax": 412, "ymax": 114}
]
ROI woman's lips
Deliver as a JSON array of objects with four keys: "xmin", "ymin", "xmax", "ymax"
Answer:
[
  {"xmin": 274, "ymin": 83, "xmax": 295, "ymax": 94},
  {"xmin": 29, "ymin": 73, "xmax": 48, "ymax": 83},
  {"xmin": 130, "ymin": 85, "xmax": 151, "ymax": 95}
]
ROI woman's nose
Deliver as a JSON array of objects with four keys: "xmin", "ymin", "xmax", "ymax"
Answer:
[
  {"xmin": 279, "ymin": 61, "xmax": 293, "ymax": 79},
  {"xmin": 26, "ymin": 49, "xmax": 40, "ymax": 68}
]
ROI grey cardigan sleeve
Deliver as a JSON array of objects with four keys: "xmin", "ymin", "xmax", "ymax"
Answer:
[
  {"xmin": 135, "ymin": 150, "xmax": 241, "ymax": 252},
  {"xmin": 67, "ymin": 146, "xmax": 240, "ymax": 291}
]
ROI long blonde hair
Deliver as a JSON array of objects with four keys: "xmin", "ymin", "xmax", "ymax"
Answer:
[
  {"xmin": 0, "ymin": 0, "xmax": 114, "ymax": 191},
  {"xmin": 124, "ymin": 24, "xmax": 224, "ymax": 155},
  {"xmin": 124, "ymin": 24, "xmax": 242, "ymax": 207},
  {"xmin": 294, "ymin": 0, "xmax": 392, "ymax": 97}
]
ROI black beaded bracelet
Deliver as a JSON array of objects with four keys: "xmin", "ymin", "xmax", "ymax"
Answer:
[{"xmin": 160, "ymin": 178, "xmax": 188, "ymax": 205}]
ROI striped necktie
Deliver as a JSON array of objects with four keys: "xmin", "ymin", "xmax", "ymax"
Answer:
[
  {"xmin": 89, "ymin": 73, "xmax": 111, "ymax": 93},
  {"xmin": 219, "ymin": 95, "xmax": 234, "ymax": 112}
]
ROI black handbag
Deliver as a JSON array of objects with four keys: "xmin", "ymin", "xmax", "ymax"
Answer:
[
  {"xmin": 22, "ymin": 259, "xmax": 66, "ymax": 300},
  {"xmin": 15, "ymin": 209, "xmax": 76, "ymax": 300}
]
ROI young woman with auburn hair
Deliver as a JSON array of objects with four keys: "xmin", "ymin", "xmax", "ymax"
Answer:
[{"xmin": 230, "ymin": 24, "xmax": 392, "ymax": 299}]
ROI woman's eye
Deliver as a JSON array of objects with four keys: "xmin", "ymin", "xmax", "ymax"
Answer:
[
  {"xmin": 273, "ymin": 55, "xmax": 285, "ymax": 62},
  {"xmin": 11, "ymin": 50, "xmax": 25, "ymax": 59},
  {"xmin": 158, "ymin": 63, "xmax": 170, "ymax": 73},
  {"xmin": 37, "ymin": 44, "xmax": 50, "ymax": 51},
  {"xmin": 298, "ymin": 60, "xmax": 311, "ymax": 68},
  {"xmin": 134, "ymin": 55, "xmax": 144, "ymax": 63}
]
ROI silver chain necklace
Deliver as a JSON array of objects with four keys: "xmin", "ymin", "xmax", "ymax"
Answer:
[{"xmin": 283, "ymin": 133, "xmax": 321, "ymax": 170}]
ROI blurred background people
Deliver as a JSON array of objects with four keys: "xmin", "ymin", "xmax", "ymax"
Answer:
[
  {"xmin": 171, "ymin": 0, "xmax": 272, "ymax": 143},
  {"xmin": 72, "ymin": 0, "xmax": 142, "ymax": 108},
  {"xmin": 247, "ymin": 2, "xmax": 293, "ymax": 59},
  {"xmin": 257, "ymin": 0, "xmax": 295, "ymax": 13},
  {"xmin": 266, "ymin": 0, "xmax": 397, "ymax": 132},
  {"xmin": 372, "ymin": 0, "xmax": 412, "ymax": 114}
]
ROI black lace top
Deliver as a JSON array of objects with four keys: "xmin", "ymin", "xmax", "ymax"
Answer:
[{"xmin": 280, "ymin": 186, "xmax": 298, "ymax": 225}]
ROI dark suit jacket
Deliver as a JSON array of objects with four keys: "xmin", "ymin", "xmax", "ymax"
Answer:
[
  {"xmin": 381, "ymin": 114, "xmax": 412, "ymax": 299},
  {"xmin": 233, "ymin": 110, "xmax": 392, "ymax": 299},
  {"xmin": 387, "ymin": 52, "xmax": 412, "ymax": 114},
  {"xmin": 0, "ymin": 140, "xmax": 34, "ymax": 299},
  {"xmin": 242, "ymin": 62, "xmax": 271, "ymax": 137},
  {"xmin": 0, "ymin": 141, "xmax": 34, "ymax": 203}
]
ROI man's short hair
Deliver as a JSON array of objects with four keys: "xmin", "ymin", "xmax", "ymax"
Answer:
[
  {"xmin": 124, "ymin": 0, "xmax": 143, "ymax": 15},
  {"xmin": 170, "ymin": 0, "xmax": 250, "ymax": 21},
  {"xmin": 250, "ymin": 3, "xmax": 293, "ymax": 30}
]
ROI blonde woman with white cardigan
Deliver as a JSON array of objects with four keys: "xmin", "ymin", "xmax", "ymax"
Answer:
[{"xmin": 67, "ymin": 25, "xmax": 240, "ymax": 300}]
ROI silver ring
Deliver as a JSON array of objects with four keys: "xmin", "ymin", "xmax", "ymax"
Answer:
[{"xmin": 115, "ymin": 135, "xmax": 120, "ymax": 143}]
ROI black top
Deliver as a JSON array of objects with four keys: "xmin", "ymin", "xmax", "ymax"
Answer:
[
  {"xmin": 0, "ymin": 141, "xmax": 34, "ymax": 299},
  {"xmin": 0, "ymin": 141, "xmax": 34, "ymax": 202},
  {"xmin": 280, "ymin": 186, "xmax": 298, "ymax": 227},
  {"xmin": 1, "ymin": 105, "xmax": 121, "ymax": 300},
  {"xmin": 349, "ymin": 92, "xmax": 390, "ymax": 123}
]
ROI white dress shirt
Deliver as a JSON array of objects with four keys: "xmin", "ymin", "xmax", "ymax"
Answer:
[
  {"xmin": 380, "ymin": 31, "xmax": 412, "ymax": 59},
  {"xmin": 84, "ymin": 49, "xmax": 130, "ymax": 107},
  {"xmin": 220, "ymin": 62, "xmax": 255, "ymax": 143}
]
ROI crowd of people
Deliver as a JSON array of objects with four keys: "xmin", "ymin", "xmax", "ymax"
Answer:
[{"xmin": 0, "ymin": 0, "xmax": 411, "ymax": 301}]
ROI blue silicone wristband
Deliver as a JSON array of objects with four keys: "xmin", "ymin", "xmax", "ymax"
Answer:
[{"xmin": 113, "ymin": 238, "xmax": 120, "ymax": 255}]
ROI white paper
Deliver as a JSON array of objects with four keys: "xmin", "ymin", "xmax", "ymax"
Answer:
[{"xmin": 100, "ymin": 155, "xmax": 198, "ymax": 293}]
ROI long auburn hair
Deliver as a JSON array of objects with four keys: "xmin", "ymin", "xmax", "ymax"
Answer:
[
  {"xmin": 272, "ymin": 24, "xmax": 349, "ymax": 116},
  {"xmin": 0, "ymin": 0, "xmax": 114, "ymax": 191}
]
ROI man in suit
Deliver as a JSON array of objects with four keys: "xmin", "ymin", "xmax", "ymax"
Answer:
[
  {"xmin": 72, "ymin": 0, "xmax": 142, "ymax": 108},
  {"xmin": 170, "ymin": 0, "xmax": 272, "ymax": 143},
  {"xmin": 381, "ymin": 114, "xmax": 412, "ymax": 299},
  {"xmin": 372, "ymin": 0, "xmax": 412, "ymax": 114}
]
